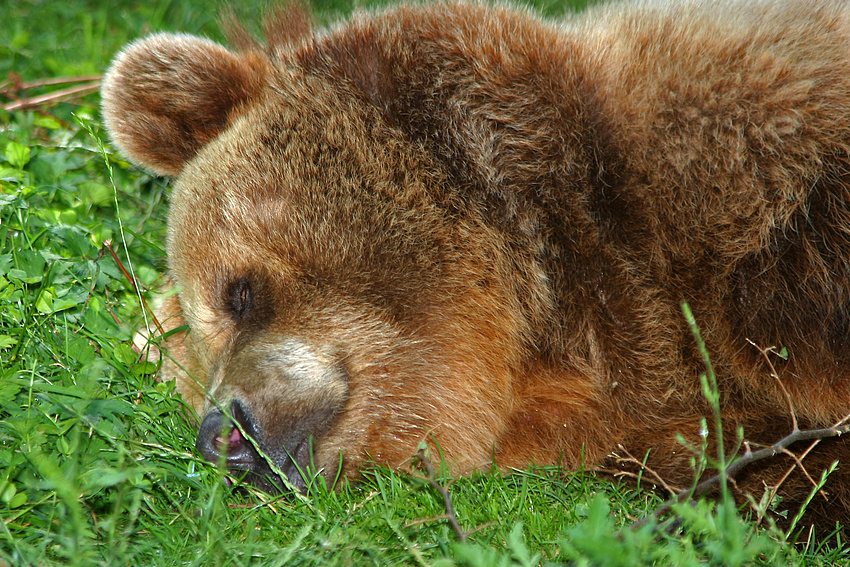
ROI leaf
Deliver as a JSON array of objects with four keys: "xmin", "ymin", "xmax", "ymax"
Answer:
[
  {"xmin": 0, "ymin": 193, "xmax": 14, "ymax": 204},
  {"xmin": 83, "ymin": 468, "xmax": 135, "ymax": 489},
  {"xmin": 58, "ymin": 436, "xmax": 72, "ymax": 456},
  {"xmin": 0, "ymin": 480, "xmax": 16, "ymax": 504},
  {"xmin": 132, "ymin": 361, "xmax": 158, "ymax": 376},
  {"xmin": 0, "ymin": 335, "xmax": 17, "ymax": 349},
  {"xmin": 85, "ymin": 398, "xmax": 134, "ymax": 419},
  {"xmin": 0, "ymin": 253, "xmax": 13, "ymax": 275},
  {"xmin": 7, "ymin": 268, "xmax": 40, "ymax": 284},
  {"xmin": 7, "ymin": 491, "xmax": 27, "ymax": 509},
  {"xmin": 35, "ymin": 289, "xmax": 54, "ymax": 314},
  {"xmin": 51, "ymin": 295, "xmax": 82, "ymax": 313},
  {"xmin": 59, "ymin": 209, "xmax": 79, "ymax": 225},
  {"xmin": 16, "ymin": 250, "xmax": 46, "ymax": 281},
  {"xmin": 113, "ymin": 343, "xmax": 139, "ymax": 366},
  {"xmin": 0, "ymin": 378, "xmax": 22, "ymax": 403},
  {"xmin": 4, "ymin": 141, "xmax": 31, "ymax": 169},
  {"xmin": 506, "ymin": 523, "xmax": 540, "ymax": 567},
  {"xmin": 79, "ymin": 181, "xmax": 113, "ymax": 207},
  {"xmin": 33, "ymin": 115, "xmax": 62, "ymax": 130},
  {"xmin": 67, "ymin": 337, "xmax": 96, "ymax": 365}
]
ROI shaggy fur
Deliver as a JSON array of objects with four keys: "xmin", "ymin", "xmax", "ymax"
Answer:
[{"xmin": 102, "ymin": 0, "xmax": 850, "ymax": 533}]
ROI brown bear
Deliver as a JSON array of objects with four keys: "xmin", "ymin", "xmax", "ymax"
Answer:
[{"xmin": 102, "ymin": 0, "xmax": 850, "ymax": 533}]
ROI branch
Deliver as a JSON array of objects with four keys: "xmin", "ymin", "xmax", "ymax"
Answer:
[
  {"xmin": 747, "ymin": 340, "xmax": 797, "ymax": 431},
  {"xmin": 413, "ymin": 447, "xmax": 469, "ymax": 542},
  {"xmin": 2, "ymin": 73, "xmax": 102, "ymax": 112},
  {"xmin": 613, "ymin": 444, "xmax": 682, "ymax": 496},
  {"xmin": 1, "ymin": 75, "xmax": 102, "ymax": 91},
  {"xmin": 103, "ymin": 240, "xmax": 164, "ymax": 341},
  {"xmin": 4, "ymin": 82, "xmax": 101, "ymax": 112},
  {"xmin": 632, "ymin": 415, "xmax": 850, "ymax": 530}
]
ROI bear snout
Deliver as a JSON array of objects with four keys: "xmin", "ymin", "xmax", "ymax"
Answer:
[
  {"xmin": 197, "ymin": 400, "xmax": 257, "ymax": 470},
  {"xmin": 196, "ymin": 399, "xmax": 306, "ymax": 493}
]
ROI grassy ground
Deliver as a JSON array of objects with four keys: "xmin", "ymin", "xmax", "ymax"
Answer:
[{"xmin": 1, "ymin": 0, "xmax": 849, "ymax": 565}]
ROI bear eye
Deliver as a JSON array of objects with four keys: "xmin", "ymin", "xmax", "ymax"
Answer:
[{"xmin": 226, "ymin": 277, "xmax": 253, "ymax": 321}]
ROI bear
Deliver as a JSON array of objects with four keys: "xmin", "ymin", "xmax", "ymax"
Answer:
[{"xmin": 101, "ymin": 0, "xmax": 850, "ymax": 534}]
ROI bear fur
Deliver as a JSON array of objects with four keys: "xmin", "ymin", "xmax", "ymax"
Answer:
[{"xmin": 102, "ymin": 0, "xmax": 850, "ymax": 533}]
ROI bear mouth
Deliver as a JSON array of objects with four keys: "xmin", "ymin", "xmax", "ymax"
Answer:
[{"xmin": 196, "ymin": 399, "xmax": 313, "ymax": 494}]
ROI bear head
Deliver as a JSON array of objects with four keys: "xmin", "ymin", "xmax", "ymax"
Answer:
[{"xmin": 101, "ymin": 9, "xmax": 532, "ymax": 492}]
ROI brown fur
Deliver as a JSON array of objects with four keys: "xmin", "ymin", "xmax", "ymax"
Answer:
[{"xmin": 102, "ymin": 0, "xmax": 850, "ymax": 533}]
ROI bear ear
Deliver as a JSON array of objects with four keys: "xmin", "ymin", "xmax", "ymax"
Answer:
[{"xmin": 101, "ymin": 33, "xmax": 269, "ymax": 176}]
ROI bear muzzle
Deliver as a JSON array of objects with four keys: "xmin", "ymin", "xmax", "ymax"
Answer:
[
  {"xmin": 194, "ymin": 336, "xmax": 351, "ymax": 492},
  {"xmin": 196, "ymin": 398, "xmax": 319, "ymax": 493}
]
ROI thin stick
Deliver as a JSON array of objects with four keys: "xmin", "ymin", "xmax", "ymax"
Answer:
[
  {"xmin": 104, "ymin": 240, "xmax": 164, "ymax": 337},
  {"xmin": 614, "ymin": 444, "xmax": 681, "ymax": 495},
  {"xmin": 4, "ymin": 82, "xmax": 101, "ymax": 112},
  {"xmin": 414, "ymin": 447, "xmax": 469, "ymax": 542},
  {"xmin": 747, "ymin": 339, "xmax": 798, "ymax": 431},
  {"xmin": 1, "ymin": 75, "xmax": 102, "ymax": 92},
  {"xmin": 632, "ymin": 416, "xmax": 850, "ymax": 530}
]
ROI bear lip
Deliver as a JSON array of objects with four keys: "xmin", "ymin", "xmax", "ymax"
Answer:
[{"xmin": 228, "ymin": 437, "xmax": 311, "ymax": 494}]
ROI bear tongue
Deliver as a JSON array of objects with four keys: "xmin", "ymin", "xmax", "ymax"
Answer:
[{"xmin": 214, "ymin": 425, "xmax": 243, "ymax": 454}]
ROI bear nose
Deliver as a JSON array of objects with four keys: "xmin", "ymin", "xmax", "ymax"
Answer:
[{"xmin": 196, "ymin": 399, "xmax": 256, "ymax": 468}]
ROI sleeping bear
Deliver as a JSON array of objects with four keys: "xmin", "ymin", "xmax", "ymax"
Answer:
[{"xmin": 102, "ymin": 0, "xmax": 850, "ymax": 532}]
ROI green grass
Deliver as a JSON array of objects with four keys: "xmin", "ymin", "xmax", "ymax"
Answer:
[{"xmin": 1, "ymin": 0, "xmax": 849, "ymax": 565}]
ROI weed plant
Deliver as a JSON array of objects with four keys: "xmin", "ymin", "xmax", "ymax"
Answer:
[{"xmin": 1, "ymin": 0, "xmax": 849, "ymax": 565}]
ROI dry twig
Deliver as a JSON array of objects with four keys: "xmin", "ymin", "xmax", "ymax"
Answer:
[
  {"xmin": 614, "ymin": 444, "xmax": 682, "ymax": 496},
  {"xmin": 632, "ymin": 414, "xmax": 850, "ymax": 530},
  {"xmin": 2, "ymin": 73, "xmax": 102, "ymax": 112},
  {"xmin": 103, "ymin": 240, "xmax": 165, "ymax": 342},
  {"xmin": 629, "ymin": 339, "xmax": 850, "ymax": 531},
  {"xmin": 413, "ymin": 447, "xmax": 469, "ymax": 542}
]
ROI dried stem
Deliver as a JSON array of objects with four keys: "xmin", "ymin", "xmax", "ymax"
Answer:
[
  {"xmin": 414, "ymin": 447, "xmax": 469, "ymax": 542},
  {"xmin": 631, "ymin": 336, "xmax": 849, "ymax": 532},
  {"xmin": 103, "ymin": 240, "xmax": 164, "ymax": 340},
  {"xmin": 4, "ymin": 75, "xmax": 102, "ymax": 90},
  {"xmin": 4, "ymin": 82, "xmax": 101, "ymax": 112},
  {"xmin": 614, "ymin": 444, "xmax": 682, "ymax": 496},
  {"xmin": 2, "ymin": 74, "xmax": 102, "ymax": 112},
  {"xmin": 747, "ymin": 339, "xmax": 798, "ymax": 431},
  {"xmin": 632, "ymin": 415, "xmax": 850, "ymax": 530}
]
